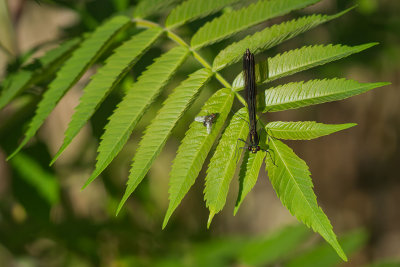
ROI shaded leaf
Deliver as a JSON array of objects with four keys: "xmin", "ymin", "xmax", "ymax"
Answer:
[
  {"xmin": 234, "ymin": 147, "xmax": 265, "ymax": 215},
  {"xmin": 0, "ymin": 38, "xmax": 80, "ymax": 110},
  {"xmin": 204, "ymin": 108, "xmax": 249, "ymax": 227},
  {"xmin": 134, "ymin": 0, "xmax": 178, "ymax": 18},
  {"xmin": 239, "ymin": 224, "xmax": 311, "ymax": 266},
  {"xmin": 8, "ymin": 16, "xmax": 131, "ymax": 159},
  {"xmin": 83, "ymin": 46, "xmax": 189, "ymax": 189},
  {"xmin": 51, "ymin": 27, "xmax": 163, "ymax": 165},
  {"xmin": 265, "ymin": 121, "xmax": 356, "ymax": 140},
  {"xmin": 191, "ymin": 0, "xmax": 320, "ymax": 49},
  {"xmin": 232, "ymin": 42, "xmax": 378, "ymax": 90},
  {"xmin": 265, "ymin": 138, "xmax": 346, "ymax": 260},
  {"xmin": 262, "ymin": 79, "xmax": 390, "ymax": 112},
  {"xmin": 9, "ymin": 153, "xmax": 59, "ymax": 205},
  {"xmin": 117, "ymin": 68, "xmax": 213, "ymax": 214},
  {"xmin": 166, "ymin": 0, "xmax": 239, "ymax": 29},
  {"xmin": 163, "ymin": 88, "xmax": 234, "ymax": 228},
  {"xmin": 286, "ymin": 228, "xmax": 368, "ymax": 267}
]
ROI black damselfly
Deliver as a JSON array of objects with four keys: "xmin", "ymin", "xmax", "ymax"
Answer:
[{"xmin": 237, "ymin": 49, "xmax": 275, "ymax": 164}]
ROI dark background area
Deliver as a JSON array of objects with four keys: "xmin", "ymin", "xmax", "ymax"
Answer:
[{"xmin": 0, "ymin": 0, "xmax": 399, "ymax": 266}]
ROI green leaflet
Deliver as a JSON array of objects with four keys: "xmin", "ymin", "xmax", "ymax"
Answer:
[
  {"xmin": 265, "ymin": 121, "xmax": 356, "ymax": 140},
  {"xmin": 117, "ymin": 68, "xmax": 213, "ymax": 214},
  {"xmin": 163, "ymin": 88, "xmax": 234, "ymax": 228},
  {"xmin": 213, "ymin": 9, "xmax": 352, "ymax": 71},
  {"xmin": 0, "ymin": 38, "xmax": 80, "ymax": 110},
  {"xmin": 9, "ymin": 153, "xmax": 59, "ymax": 205},
  {"xmin": 8, "ymin": 15, "xmax": 131, "ymax": 160},
  {"xmin": 238, "ymin": 225, "xmax": 311, "ymax": 266},
  {"xmin": 265, "ymin": 139, "xmax": 346, "ymax": 260},
  {"xmin": 234, "ymin": 148, "xmax": 265, "ymax": 215},
  {"xmin": 205, "ymin": 108, "xmax": 249, "ymax": 227},
  {"xmin": 166, "ymin": 0, "xmax": 239, "ymax": 29},
  {"xmin": 134, "ymin": 0, "xmax": 178, "ymax": 18},
  {"xmin": 51, "ymin": 27, "xmax": 163, "ymax": 165},
  {"xmin": 232, "ymin": 43, "xmax": 378, "ymax": 90},
  {"xmin": 262, "ymin": 78, "xmax": 390, "ymax": 112},
  {"xmin": 286, "ymin": 229, "xmax": 367, "ymax": 267},
  {"xmin": 191, "ymin": 0, "xmax": 320, "ymax": 49},
  {"xmin": 83, "ymin": 46, "xmax": 189, "ymax": 189}
]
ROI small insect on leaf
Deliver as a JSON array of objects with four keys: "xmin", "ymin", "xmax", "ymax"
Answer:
[{"xmin": 195, "ymin": 113, "xmax": 217, "ymax": 134}]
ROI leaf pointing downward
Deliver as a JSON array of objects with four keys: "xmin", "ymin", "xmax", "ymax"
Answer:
[
  {"xmin": 83, "ymin": 46, "xmax": 188, "ymax": 189},
  {"xmin": 205, "ymin": 108, "xmax": 249, "ymax": 227},
  {"xmin": 163, "ymin": 88, "xmax": 234, "ymax": 228},
  {"xmin": 51, "ymin": 27, "xmax": 163, "ymax": 165},
  {"xmin": 117, "ymin": 68, "xmax": 213, "ymax": 214},
  {"xmin": 265, "ymin": 139, "xmax": 347, "ymax": 261}
]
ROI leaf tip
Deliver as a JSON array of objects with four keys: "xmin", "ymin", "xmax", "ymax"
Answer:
[
  {"xmin": 7, "ymin": 143, "xmax": 24, "ymax": 161},
  {"xmin": 207, "ymin": 211, "xmax": 215, "ymax": 229},
  {"xmin": 233, "ymin": 206, "xmax": 239, "ymax": 216}
]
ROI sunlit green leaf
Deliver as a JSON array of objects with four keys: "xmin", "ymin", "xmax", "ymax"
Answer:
[
  {"xmin": 117, "ymin": 68, "xmax": 213, "ymax": 214},
  {"xmin": 214, "ymin": 9, "xmax": 351, "ymax": 71},
  {"xmin": 191, "ymin": 0, "xmax": 320, "ymax": 49},
  {"xmin": 163, "ymin": 88, "xmax": 234, "ymax": 228},
  {"xmin": 232, "ymin": 42, "xmax": 377, "ymax": 90},
  {"xmin": 262, "ymin": 79, "xmax": 390, "ymax": 112},
  {"xmin": 83, "ymin": 46, "xmax": 188, "ymax": 189},
  {"xmin": 205, "ymin": 108, "xmax": 249, "ymax": 227},
  {"xmin": 265, "ymin": 121, "xmax": 356, "ymax": 140},
  {"xmin": 265, "ymin": 139, "xmax": 346, "ymax": 260}
]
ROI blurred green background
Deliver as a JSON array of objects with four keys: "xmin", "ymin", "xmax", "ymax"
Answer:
[{"xmin": 0, "ymin": 0, "xmax": 399, "ymax": 266}]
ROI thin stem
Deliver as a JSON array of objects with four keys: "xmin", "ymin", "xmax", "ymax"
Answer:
[
  {"xmin": 132, "ymin": 18, "xmax": 269, "ymax": 127},
  {"xmin": 134, "ymin": 18, "xmax": 232, "ymax": 90}
]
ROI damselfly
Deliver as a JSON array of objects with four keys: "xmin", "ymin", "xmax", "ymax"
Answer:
[{"xmin": 237, "ymin": 49, "xmax": 274, "ymax": 163}]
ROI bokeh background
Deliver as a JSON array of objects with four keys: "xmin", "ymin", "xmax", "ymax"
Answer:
[{"xmin": 0, "ymin": 0, "xmax": 399, "ymax": 266}]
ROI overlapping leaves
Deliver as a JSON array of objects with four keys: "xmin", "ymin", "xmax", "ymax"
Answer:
[
  {"xmin": 117, "ymin": 68, "xmax": 213, "ymax": 214},
  {"xmin": 232, "ymin": 43, "xmax": 377, "ymax": 90},
  {"xmin": 191, "ymin": 0, "xmax": 320, "ymax": 49},
  {"xmin": 8, "ymin": 15, "xmax": 131, "ymax": 159},
  {"xmin": 51, "ymin": 27, "xmax": 163, "ymax": 164},
  {"xmin": 163, "ymin": 88, "xmax": 234, "ymax": 228},
  {"xmin": 84, "ymin": 46, "xmax": 189, "ymax": 188}
]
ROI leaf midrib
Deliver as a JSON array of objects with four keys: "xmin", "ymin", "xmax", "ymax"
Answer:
[{"xmin": 266, "ymin": 82, "xmax": 369, "ymax": 107}]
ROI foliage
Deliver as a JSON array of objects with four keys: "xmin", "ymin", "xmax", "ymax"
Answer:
[{"xmin": 0, "ymin": 0, "xmax": 390, "ymax": 261}]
